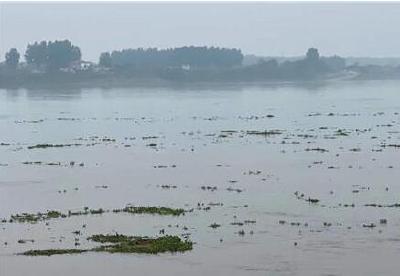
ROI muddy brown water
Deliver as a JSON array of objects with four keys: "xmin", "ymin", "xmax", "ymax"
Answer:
[{"xmin": 1, "ymin": 81, "xmax": 400, "ymax": 275}]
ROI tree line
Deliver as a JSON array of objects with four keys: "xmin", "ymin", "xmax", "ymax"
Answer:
[
  {"xmin": 100, "ymin": 46, "xmax": 243, "ymax": 69},
  {"xmin": 1, "ymin": 39, "xmax": 350, "ymax": 83},
  {"xmin": 3, "ymin": 40, "xmax": 81, "ymax": 71},
  {"xmin": 2, "ymin": 40, "xmax": 243, "ymax": 72}
]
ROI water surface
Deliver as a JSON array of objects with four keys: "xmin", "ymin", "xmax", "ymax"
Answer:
[{"xmin": 1, "ymin": 81, "xmax": 400, "ymax": 276}]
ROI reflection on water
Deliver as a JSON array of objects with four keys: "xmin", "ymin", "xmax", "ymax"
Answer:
[{"xmin": 1, "ymin": 80, "xmax": 400, "ymax": 276}]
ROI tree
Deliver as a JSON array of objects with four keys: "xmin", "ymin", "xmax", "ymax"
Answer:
[
  {"xmin": 5, "ymin": 48, "xmax": 20, "ymax": 69},
  {"xmin": 24, "ymin": 40, "xmax": 81, "ymax": 71},
  {"xmin": 99, "ymin": 52, "xmax": 112, "ymax": 68},
  {"xmin": 25, "ymin": 41, "xmax": 48, "ymax": 67},
  {"xmin": 46, "ymin": 40, "xmax": 81, "ymax": 70},
  {"xmin": 306, "ymin": 48, "xmax": 320, "ymax": 62}
]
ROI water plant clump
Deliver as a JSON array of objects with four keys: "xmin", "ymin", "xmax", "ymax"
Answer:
[
  {"xmin": 10, "ymin": 210, "xmax": 64, "ymax": 223},
  {"xmin": 20, "ymin": 234, "xmax": 192, "ymax": 256},
  {"xmin": 21, "ymin": 248, "xmax": 88, "ymax": 256},
  {"xmin": 27, "ymin": 143, "xmax": 82, "ymax": 149},
  {"xmin": 209, "ymin": 223, "xmax": 221, "ymax": 229},
  {"xmin": 89, "ymin": 234, "xmax": 193, "ymax": 254},
  {"xmin": 9, "ymin": 205, "xmax": 182, "ymax": 224},
  {"xmin": 88, "ymin": 233, "xmax": 136, "ymax": 244},
  {"xmin": 246, "ymin": 130, "xmax": 283, "ymax": 136},
  {"xmin": 113, "ymin": 206, "xmax": 185, "ymax": 216},
  {"xmin": 68, "ymin": 208, "xmax": 105, "ymax": 216},
  {"xmin": 10, "ymin": 208, "xmax": 105, "ymax": 223}
]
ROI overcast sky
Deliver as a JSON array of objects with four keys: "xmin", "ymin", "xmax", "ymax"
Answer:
[{"xmin": 1, "ymin": 2, "xmax": 400, "ymax": 62}]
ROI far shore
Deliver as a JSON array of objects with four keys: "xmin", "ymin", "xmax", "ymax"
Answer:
[{"xmin": 1, "ymin": 73, "xmax": 394, "ymax": 90}]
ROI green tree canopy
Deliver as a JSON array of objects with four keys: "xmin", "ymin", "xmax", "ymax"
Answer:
[
  {"xmin": 25, "ymin": 40, "xmax": 81, "ymax": 71},
  {"xmin": 25, "ymin": 41, "xmax": 48, "ymax": 67},
  {"xmin": 99, "ymin": 52, "xmax": 112, "ymax": 68},
  {"xmin": 108, "ymin": 46, "xmax": 243, "ymax": 69},
  {"xmin": 5, "ymin": 48, "xmax": 20, "ymax": 69},
  {"xmin": 306, "ymin": 48, "xmax": 320, "ymax": 62}
]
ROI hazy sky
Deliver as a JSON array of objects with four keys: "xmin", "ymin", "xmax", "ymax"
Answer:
[{"xmin": 1, "ymin": 2, "xmax": 400, "ymax": 61}]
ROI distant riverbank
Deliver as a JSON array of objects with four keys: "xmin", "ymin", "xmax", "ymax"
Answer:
[{"xmin": 0, "ymin": 71, "xmax": 370, "ymax": 90}]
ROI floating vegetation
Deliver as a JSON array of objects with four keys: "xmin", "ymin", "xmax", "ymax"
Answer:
[
  {"xmin": 335, "ymin": 129, "xmax": 349, "ymax": 136},
  {"xmin": 246, "ymin": 130, "xmax": 282, "ymax": 136},
  {"xmin": 154, "ymin": 164, "xmax": 176, "ymax": 168},
  {"xmin": 18, "ymin": 239, "xmax": 34, "ymax": 244},
  {"xmin": 208, "ymin": 202, "xmax": 223, "ymax": 207},
  {"xmin": 27, "ymin": 143, "xmax": 82, "ymax": 150},
  {"xmin": 21, "ymin": 249, "xmax": 87, "ymax": 256},
  {"xmin": 91, "ymin": 234, "xmax": 192, "ymax": 254},
  {"xmin": 305, "ymin": 147, "xmax": 328, "ymax": 153},
  {"xmin": 381, "ymin": 144, "xmax": 400, "ymax": 148},
  {"xmin": 22, "ymin": 161, "xmax": 82, "ymax": 167},
  {"xmin": 244, "ymin": 170, "xmax": 262, "ymax": 175},
  {"xmin": 362, "ymin": 223, "xmax": 376, "ymax": 228},
  {"xmin": 160, "ymin": 185, "xmax": 177, "ymax": 189},
  {"xmin": 10, "ymin": 208, "xmax": 106, "ymax": 223},
  {"xmin": 220, "ymin": 130, "xmax": 238, "ymax": 134},
  {"xmin": 238, "ymin": 115, "xmax": 274, "ymax": 120},
  {"xmin": 142, "ymin": 136, "xmax": 159, "ymax": 140},
  {"xmin": 339, "ymin": 203, "xmax": 355, "ymax": 208},
  {"xmin": 209, "ymin": 223, "xmax": 221, "ymax": 229},
  {"xmin": 10, "ymin": 210, "xmax": 64, "ymax": 223},
  {"xmin": 307, "ymin": 198, "xmax": 320, "ymax": 204},
  {"xmin": 364, "ymin": 203, "xmax": 400, "ymax": 208},
  {"xmin": 201, "ymin": 186, "xmax": 217, "ymax": 191},
  {"xmin": 21, "ymin": 234, "xmax": 192, "ymax": 256},
  {"xmin": 294, "ymin": 191, "xmax": 320, "ymax": 204},
  {"xmin": 68, "ymin": 208, "xmax": 105, "ymax": 216},
  {"xmin": 94, "ymin": 185, "xmax": 109, "ymax": 189},
  {"xmin": 15, "ymin": 119, "xmax": 45, "ymax": 124},
  {"xmin": 113, "ymin": 206, "xmax": 185, "ymax": 216},
  {"xmin": 22, "ymin": 161, "xmax": 45, "ymax": 165},
  {"xmin": 226, "ymin": 187, "xmax": 243, "ymax": 193},
  {"xmin": 9, "ymin": 205, "xmax": 185, "ymax": 224}
]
